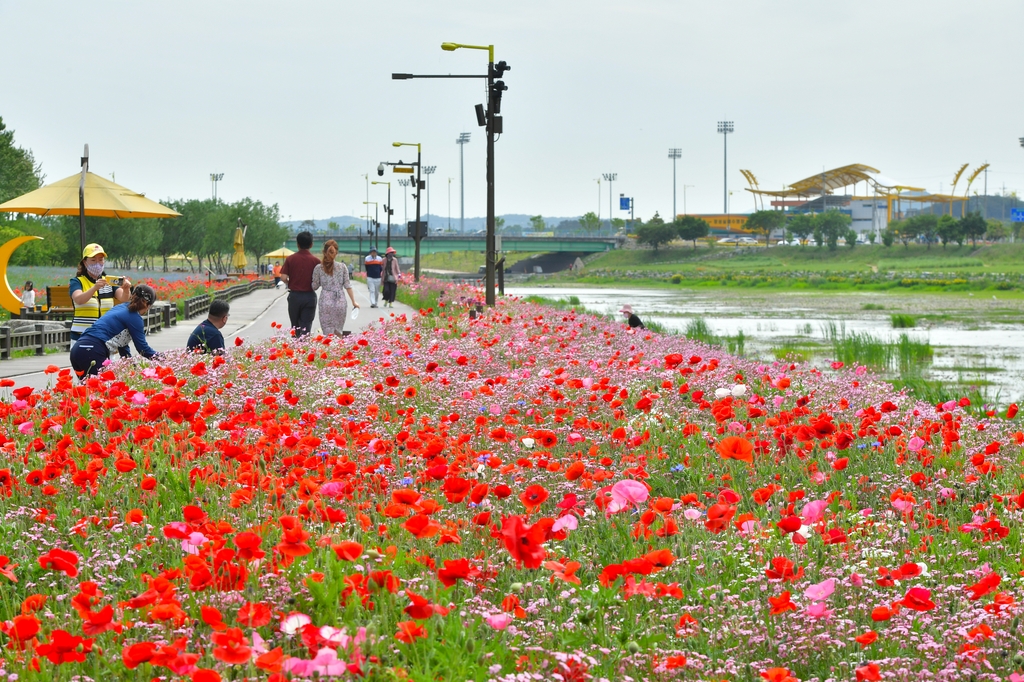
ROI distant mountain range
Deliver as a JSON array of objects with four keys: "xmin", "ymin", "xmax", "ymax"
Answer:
[{"xmin": 283, "ymin": 214, "xmax": 584, "ymax": 234}]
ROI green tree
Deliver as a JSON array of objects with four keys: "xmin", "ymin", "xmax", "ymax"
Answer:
[
  {"xmin": 495, "ymin": 216, "xmax": 506, "ymax": 233},
  {"xmin": 958, "ymin": 212, "xmax": 986, "ymax": 247},
  {"xmin": 844, "ymin": 229, "xmax": 858, "ymax": 248},
  {"xmin": 985, "ymin": 219, "xmax": 1009, "ymax": 242},
  {"xmin": 236, "ymin": 198, "xmax": 288, "ymax": 269},
  {"xmin": 674, "ymin": 215, "xmax": 710, "ymax": 250},
  {"xmin": 578, "ymin": 211, "xmax": 600, "ymax": 233},
  {"xmin": 886, "ymin": 218, "xmax": 916, "ymax": 249},
  {"xmin": 817, "ymin": 210, "xmax": 851, "ymax": 251},
  {"xmin": 529, "ymin": 215, "xmax": 546, "ymax": 232},
  {"xmin": 744, "ymin": 210, "xmax": 785, "ymax": 246},
  {"xmin": 936, "ymin": 215, "xmax": 960, "ymax": 248},
  {"xmin": 611, "ymin": 217, "xmax": 626, "ymax": 232},
  {"xmin": 635, "ymin": 217, "xmax": 677, "ymax": 251},
  {"xmin": 327, "ymin": 221, "xmax": 340, "ymax": 234},
  {"xmin": 787, "ymin": 214, "xmax": 815, "ymax": 245},
  {"xmin": 906, "ymin": 214, "xmax": 938, "ymax": 249},
  {"xmin": 0, "ymin": 116, "xmax": 42, "ymax": 207},
  {"xmin": 881, "ymin": 224, "xmax": 895, "ymax": 247}
]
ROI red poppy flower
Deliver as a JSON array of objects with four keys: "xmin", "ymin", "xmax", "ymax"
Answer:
[
  {"xmin": 519, "ymin": 485, "xmax": 549, "ymax": 513},
  {"xmin": 765, "ymin": 557, "xmax": 804, "ymax": 582},
  {"xmin": 900, "ymin": 586, "xmax": 936, "ymax": 611},
  {"xmin": 966, "ymin": 572, "xmax": 1000, "ymax": 601},
  {"xmin": 332, "ymin": 541, "xmax": 364, "ymax": 561},
  {"xmin": 395, "ymin": 620, "xmax": 427, "ymax": 643},
  {"xmin": 854, "ymin": 630, "xmax": 878, "ymax": 648},
  {"xmin": 35, "ymin": 629, "xmax": 93, "ymax": 664},
  {"xmin": 236, "ymin": 602, "xmax": 273, "ymax": 627},
  {"xmin": 211, "ymin": 627, "xmax": 251, "ymax": 664},
  {"xmin": 760, "ymin": 667, "xmax": 799, "ymax": 682},
  {"xmin": 716, "ymin": 436, "xmax": 753, "ymax": 464},
  {"xmin": 500, "ymin": 515, "xmax": 547, "ymax": 569},
  {"xmin": 768, "ymin": 591, "xmax": 797, "ymax": 616},
  {"xmin": 38, "ymin": 548, "xmax": 79, "ymax": 577},
  {"xmin": 855, "ymin": 663, "xmax": 881, "ymax": 681},
  {"xmin": 437, "ymin": 557, "xmax": 479, "ymax": 587}
]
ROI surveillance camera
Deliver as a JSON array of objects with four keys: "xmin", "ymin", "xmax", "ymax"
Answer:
[{"xmin": 377, "ymin": 163, "xmax": 385, "ymax": 177}]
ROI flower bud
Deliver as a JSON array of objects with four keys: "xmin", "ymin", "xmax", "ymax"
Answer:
[
  {"xmin": 510, "ymin": 582, "xmax": 524, "ymax": 594},
  {"xmin": 626, "ymin": 641, "xmax": 640, "ymax": 654}
]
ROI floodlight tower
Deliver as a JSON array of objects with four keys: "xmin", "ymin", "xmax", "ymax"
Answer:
[
  {"xmin": 423, "ymin": 166, "xmax": 437, "ymax": 230},
  {"xmin": 717, "ymin": 121, "xmax": 734, "ymax": 213},
  {"xmin": 668, "ymin": 148, "xmax": 682, "ymax": 218},
  {"xmin": 602, "ymin": 173, "xmax": 617, "ymax": 227},
  {"xmin": 456, "ymin": 133, "xmax": 471, "ymax": 233}
]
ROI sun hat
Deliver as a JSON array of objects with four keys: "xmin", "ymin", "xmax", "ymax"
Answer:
[
  {"xmin": 619, "ymin": 305, "xmax": 634, "ymax": 314},
  {"xmin": 82, "ymin": 243, "xmax": 106, "ymax": 258},
  {"xmin": 386, "ymin": 246, "xmax": 396, "ymax": 254}
]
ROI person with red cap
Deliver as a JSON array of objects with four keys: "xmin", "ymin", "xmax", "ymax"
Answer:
[
  {"xmin": 620, "ymin": 304, "xmax": 645, "ymax": 330},
  {"xmin": 381, "ymin": 246, "xmax": 402, "ymax": 308}
]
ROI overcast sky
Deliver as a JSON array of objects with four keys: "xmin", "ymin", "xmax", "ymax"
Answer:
[{"xmin": 3, "ymin": 0, "xmax": 1023, "ymax": 224}]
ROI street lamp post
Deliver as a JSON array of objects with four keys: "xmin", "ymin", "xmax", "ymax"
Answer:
[
  {"xmin": 668, "ymin": 149, "xmax": 681, "ymax": 218},
  {"xmin": 456, "ymin": 133, "xmax": 471, "ymax": 234},
  {"xmin": 423, "ymin": 166, "xmax": 437, "ymax": 231},
  {"xmin": 595, "ymin": 178, "xmax": 601, "ymax": 221},
  {"xmin": 682, "ymin": 184, "xmax": 695, "ymax": 216},
  {"xmin": 386, "ymin": 142, "xmax": 425, "ymax": 281},
  {"xmin": 395, "ymin": 43, "xmax": 509, "ymax": 305},
  {"xmin": 448, "ymin": 177, "xmax": 453, "ymax": 230},
  {"xmin": 210, "ymin": 173, "xmax": 224, "ymax": 202},
  {"xmin": 372, "ymin": 181, "xmax": 393, "ymax": 247},
  {"xmin": 361, "ymin": 173, "xmax": 370, "ymax": 243},
  {"xmin": 398, "ymin": 178, "xmax": 410, "ymax": 225},
  {"xmin": 362, "ymin": 201, "xmax": 378, "ymax": 251},
  {"xmin": 717, "ymin": 121, "xmax": 734, "ymax": 213},
  {"xmin": 602, "ymin": 173, "xmax": 617, "ymax": 229}
]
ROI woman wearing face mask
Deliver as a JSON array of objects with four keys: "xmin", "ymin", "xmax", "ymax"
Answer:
[{"xmin": 70, "ymin": 243, "xmax": 131, "ymax": 341}]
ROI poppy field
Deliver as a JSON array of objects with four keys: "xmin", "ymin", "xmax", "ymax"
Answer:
[{"xmin": 0, "ymin": 282, "xmax": 1022, "ymax": 682}]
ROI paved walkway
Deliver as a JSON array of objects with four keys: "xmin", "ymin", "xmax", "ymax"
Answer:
[{"xmin": 0, "ymin": 280, "xmax": 412, "ymax": 391}]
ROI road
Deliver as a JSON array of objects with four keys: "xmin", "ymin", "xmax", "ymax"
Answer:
[{"xmin": 0, "ymin": 280, "xmax": 411, "ymax": 392}]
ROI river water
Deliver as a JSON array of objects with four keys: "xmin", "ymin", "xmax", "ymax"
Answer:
[{"xmin": 506, "ymin": 286, "xmax": 1024, "ymax": 402}]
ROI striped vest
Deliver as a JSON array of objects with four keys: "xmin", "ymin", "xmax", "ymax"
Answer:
[{"xmin": 71, "ymin": 274, "xmax": 118, "ymax": 336}]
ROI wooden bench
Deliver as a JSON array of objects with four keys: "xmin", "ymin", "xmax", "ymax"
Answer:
[{"xmin": 45, "ymin": 285, "xmax": 75, "ymax": 315}]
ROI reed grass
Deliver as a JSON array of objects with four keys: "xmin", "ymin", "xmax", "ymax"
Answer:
[
  {"xmin": 890, "ymin": 313, "xmax": 917, "ymax": 328},
  {"xmin": 822, "ymin": 321, "xmax": 933, "ymax": 372}
]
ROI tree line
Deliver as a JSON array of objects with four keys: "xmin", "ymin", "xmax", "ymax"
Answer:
[{"xmin": 0, "ymin": 115, "xmax": 290, "ymax": 271}]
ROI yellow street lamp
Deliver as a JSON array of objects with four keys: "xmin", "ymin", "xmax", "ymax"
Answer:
[
  {"xmin": 362, "ymin": 201, "xmax": 379, "ymax": 251},
  {"xmin": 440, "ymin": 42, "xmax": 494, "ymax": 63},
  {"xmin": 383, "ymin": 142, "xmax": 425, "ymax": 280}
]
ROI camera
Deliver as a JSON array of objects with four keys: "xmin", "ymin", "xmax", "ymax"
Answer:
[
  {"xmin": 377, "ymin": 163, "xmax": 385, "ymax": 177},
  {"xmin": 109, "ymin": 277, "xmax": 123, "ymax": 287}
]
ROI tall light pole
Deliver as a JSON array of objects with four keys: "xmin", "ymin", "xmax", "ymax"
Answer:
[
  {"xmin": 423, "ymin": 166, "xmax": 437, "ymax": 230},
  {"xmin": 668, "ymin": 148, "xmax": 681, "ymax": 219},
  {"xmin": 210, "ymin": 173, "xmax": 224, "ymax": 202},
  {"xmin": 682, "ymin": 184, "xmax": 695, "ymax": 216},
  {"xmin": 717, "ymin": 121, "xmax": 734, "ymax": 213},
  {"xmin": 448, "ymin": 177, "xmax": 453, "ymax": 230},
  {"xmin": 387, "ymin": 142, "xmax": 425, "ymax": 281},
  {"xmin": 456, "ymin": 133, "xmax": 471, "ymax": 234},
  {"xmin": 398, "ymin": 178, "xmax": 410, "ymax": 225},
  {"xmin": 595, "ymin": 178, "xmax": 601, "ymax": 221},
  {"xmin": 394, "ymin": 43, "xmax": 508, "ymax": 304},
  {"xmin": 361, "ymin": 173, "xmax": 370, "ymax": 242},
  {"xmin": 603, "ymin": 173, "xmax": 617, "ymax": 228},
  {"xmin": 372, "ymin": 181, "xmax": 392, "ymax": 247},
  {"xmin": 362, "ymin": 201, "xmax": 379, "ymax": 251}
]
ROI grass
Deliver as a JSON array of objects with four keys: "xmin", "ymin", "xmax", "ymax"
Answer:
[
  {"xmin": 822, "ymin": 321, "xmax": 933, "ymax": 372},
  {"xmin": 861, "ymin": 303, "xmax": 885, "ymax": 310},
  {"xmin": 420, "ymin": 250, "xmax": 537, "ymax": 273},
  {"xmin": 890, "ymin": 313, "xmax": 917, "ymax": 328}
]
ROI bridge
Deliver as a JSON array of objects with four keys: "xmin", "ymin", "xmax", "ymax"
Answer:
[{"xmin": 297, "ymin": 234, "xmax": 622, "ymax": 258}]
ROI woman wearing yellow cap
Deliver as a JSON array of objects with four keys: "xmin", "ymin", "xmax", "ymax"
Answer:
[{"xmin": 69, "ymin": 243, "xmax": 131, "ymax": 341}]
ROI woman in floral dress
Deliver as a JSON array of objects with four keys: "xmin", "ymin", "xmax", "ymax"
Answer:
[{"xmin": 311, "ymin": 240, "xmax": 359, "ymax": 335}]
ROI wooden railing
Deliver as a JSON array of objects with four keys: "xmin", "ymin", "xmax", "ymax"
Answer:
[{"xmin": 2, "ymin": 279, "xmax": 275, "ymax": 361}]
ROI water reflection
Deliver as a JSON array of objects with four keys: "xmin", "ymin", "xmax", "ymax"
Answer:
[{"xmin": 506, "ymin": 286, "xmax": 1023, "ymax": 401}]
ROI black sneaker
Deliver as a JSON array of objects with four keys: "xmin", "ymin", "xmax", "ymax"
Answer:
[{"xmin": 371, "ymin": 304, "xmax": 378, "ymax": 308}]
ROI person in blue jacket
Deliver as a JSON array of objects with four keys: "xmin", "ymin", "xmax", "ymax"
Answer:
[{"xmin": 70, "ymin": 285, "xmax": 160, "ymax": 377}]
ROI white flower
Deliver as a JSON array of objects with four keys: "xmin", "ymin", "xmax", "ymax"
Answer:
[
  {"xmin": 521, "ymin": 437, "xmax": 535, "ymax": 449},
  {"xmin": 714, "ymin": 388, "xmax": 731, "ymax": 399},
  {"xmin": 731, "ymin": 384, "xmax": 747, "ymax": 397}
]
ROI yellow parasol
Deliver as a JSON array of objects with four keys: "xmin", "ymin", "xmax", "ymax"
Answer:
[
  {"xmin": 231, "ymin": 218, "xmax": 247, "ymax": 273},
  {"xmin": 263, "ymin": 247, "xmax": 295, "ymax": 260},
  {"xmin": 0, "ymin": 145, "xmax": 180, "ymax": 251}
]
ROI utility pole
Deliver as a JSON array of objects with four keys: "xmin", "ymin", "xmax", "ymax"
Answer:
[
  {"xmin": 683, "ymin": 185, "xmax": 694, "ymax": 216},
  {"xmin": 984, "ymin": 162, "xmax": 989, "ymax": 219},
  {"xmin": 717, "ymin": 121, "xmax": 734, "ymax": 213},
  {"xmin": 448, "ymin": 178, "xmax": 453, "ymax": 230},
  {"xmin": 457, "ymin": 133, "xmax": 471, "ymax": 233},
  {"xmin": 595, "ymin": 178, "xmax": 601, "ymax": 221},
  {"xmin": 398, "ymin": 178, "xmax": 410, "ymax": 225},
  {"xmin": 603, "ymin": 173, "xmax": 617, "ymax": 228},
  {"xmin": 668, "ymin": 148, "xmax": 681, "ymax": 218},
  {"xmin": 423, "ymin": 166, "xmax": 437, "ymax": 231}
]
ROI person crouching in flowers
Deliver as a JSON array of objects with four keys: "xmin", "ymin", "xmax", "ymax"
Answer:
[
  {"xmin": 619, "ymin": 304, "xmax": 645, "ymax": 330},
  {"xmin": 70, "ymin": 285, "xmax": 159, "ymax": 377}
]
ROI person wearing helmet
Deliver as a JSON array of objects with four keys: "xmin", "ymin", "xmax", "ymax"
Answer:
[
  {"xmin": 69, "ymin": 243, "xmax": 132, "ymax": 341},
  {"xmin": 382, "ymin": 246, "xmax": 401, "ymax": 308},
  {"xmin": 70, "ymin": 285, "xmax": 160, "ymax": 377}
]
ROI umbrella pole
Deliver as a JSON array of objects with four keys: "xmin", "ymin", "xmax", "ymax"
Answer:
[{"xmin": 79, "ymin": 144, "xmax": 89, "ymax": 252}]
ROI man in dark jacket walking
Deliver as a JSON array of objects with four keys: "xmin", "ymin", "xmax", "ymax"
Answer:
[{"xmin": 280, "ymin": 231, "xmax": 320, "ymax": 337}]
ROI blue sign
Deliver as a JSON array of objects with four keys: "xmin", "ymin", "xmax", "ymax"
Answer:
[
  {"xmin": 1012, "ymin": 208, "xmax": 1024, "ymax": 223},
  {"xmin": 620, "ymin": 197, "xmax": 631, "ymax": 211}
]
